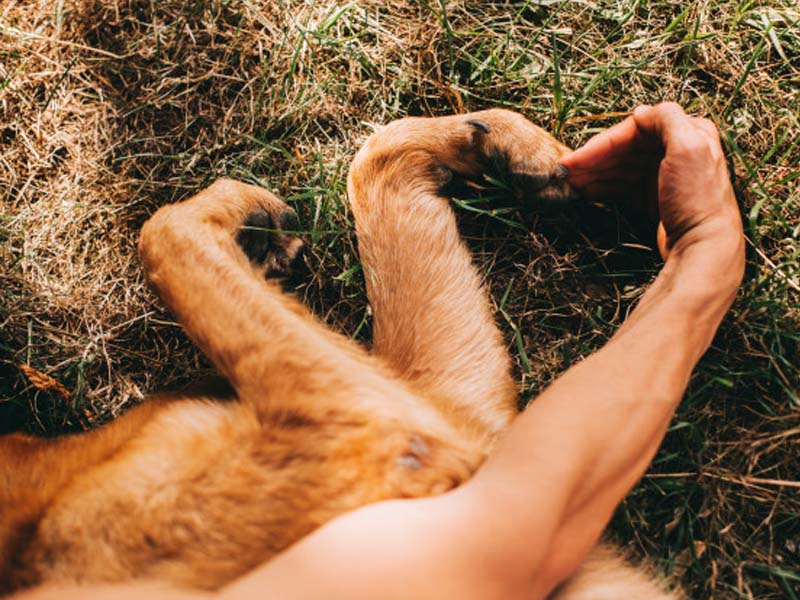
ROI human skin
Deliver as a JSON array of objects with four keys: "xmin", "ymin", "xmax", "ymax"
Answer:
[{"xmin": 13, "ymin": 103, "xmax": 745, "ymax": 600}]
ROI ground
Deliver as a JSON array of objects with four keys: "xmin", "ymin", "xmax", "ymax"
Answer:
[{"xmin": 0, "ymin": 0, "xmax": 798, "ymax": 598}]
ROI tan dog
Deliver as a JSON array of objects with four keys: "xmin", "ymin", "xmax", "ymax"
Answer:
[{"xmin": 0, "ymin": 110, "xmax": 677, "ymax": 598}]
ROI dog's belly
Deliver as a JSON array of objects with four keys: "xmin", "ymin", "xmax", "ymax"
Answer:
[
  {"xmin": 18, "ymin": 400, "xmax": 285, "ymax": 589},
  {"xmin": 14, "ymin": 398, "xmax": 481, "ymax": 591}
]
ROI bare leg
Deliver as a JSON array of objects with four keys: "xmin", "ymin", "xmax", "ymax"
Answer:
[{"xmin": 347, "ymin": 109, "xmax": 574, "ymax": 442}]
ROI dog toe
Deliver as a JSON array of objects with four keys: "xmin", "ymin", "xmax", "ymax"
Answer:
[
  {"xmin": 237, "ymin": 209, "xmax": 273, "ymax": 264},
  {"xmin": 237, "ymin": 207, "xmax": 305, "ymax": 279},
  {"xmin": 510, "ymin": 166, "xmax": 579, "ymax": 205}
]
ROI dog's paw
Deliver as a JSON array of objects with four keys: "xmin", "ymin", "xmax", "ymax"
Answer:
[
  {"xmin": 237, "ymin": 207, "xmax": 305, "ymax": 278},
  {"xmin": 465, "ymin": 110, "xmax": 578, "ymax": 205}
]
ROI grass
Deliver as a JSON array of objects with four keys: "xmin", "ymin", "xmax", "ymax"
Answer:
[{"xmin": 1, "ymin": 0, "xmax": 798, "ymax": 597}]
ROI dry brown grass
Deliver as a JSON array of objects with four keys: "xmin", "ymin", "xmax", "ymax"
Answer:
[{"xmin": 1, "ymin": 0, "xmax": 798, "ymax": 597}]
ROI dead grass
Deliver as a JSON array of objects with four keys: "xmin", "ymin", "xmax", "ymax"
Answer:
[{"xmin": 1, "ymin": 0, "xmax": 798, "ymax": 597}]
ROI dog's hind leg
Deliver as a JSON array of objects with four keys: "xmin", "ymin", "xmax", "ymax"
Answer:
[{"xmin": 347, "ymin": 110, "xmax": 575, "ymax": 443}]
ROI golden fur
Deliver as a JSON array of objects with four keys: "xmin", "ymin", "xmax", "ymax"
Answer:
[{"xmin": 1, "ymin": 110, "xmax": 679, "ymax": 598}]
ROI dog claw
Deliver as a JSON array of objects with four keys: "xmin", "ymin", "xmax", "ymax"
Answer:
[{"xmin": 467, "ymin": 119, "xmax": 492, "ymax": 134}]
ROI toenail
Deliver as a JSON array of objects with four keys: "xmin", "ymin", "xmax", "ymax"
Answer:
[{"xmin": 467, "ymin": 119, "xmax": 492, "ymax": 134}]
